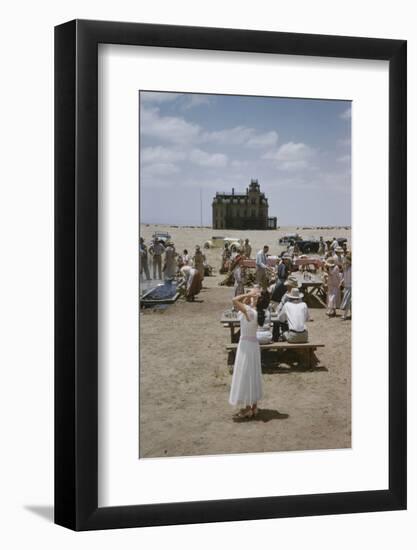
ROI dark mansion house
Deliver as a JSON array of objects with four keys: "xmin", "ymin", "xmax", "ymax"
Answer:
[{"xmin": 212, "ymin": 179, "xmax": 277, "ymax": 230}]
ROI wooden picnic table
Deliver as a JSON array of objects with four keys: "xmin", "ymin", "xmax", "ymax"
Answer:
[
  {"xmin": 292, "ymin": 271, "xmax": 327, "ymax": 306},
  {"xmin": 220, "ymin": 311, "xmax": 281, "ymax": 343}
]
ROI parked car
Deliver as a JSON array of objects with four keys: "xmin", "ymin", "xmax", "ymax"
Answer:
[
  {"xmin": 204, "ymin": 236, "xmax": 242, "ymax": 249},
  {"xmin": 279, "ymin": 233, "xmax": 301, "ymax": 245},
  {"xmin": 151, "ymin": 231, "xmax": 171, "ymax": 243},
  {"xmin": 297, "ymin": 240, "xmax": 320, "ymax": 254}
]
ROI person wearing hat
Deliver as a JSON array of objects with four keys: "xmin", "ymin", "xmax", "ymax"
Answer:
[
  {"xmin": 333, "ymin": 246, "xmax": 344, "ymax": 268},
  {"xmin": 139, "ymin": 237, "xmax": 151, "ymax": 281},
  {"xmin": 277, "ymin": 287, "xmax": 309, "ymax": 343},
  {"xmin": 330, "ymin": 237, "xmax": 339, "ymax": 251},
  {"xmin": 323, "ymin": 258, "xmax": 342, "ymax": 317},
  {"xmin": 180, "ymin": 265, "xmax": 202, "ymax": 302},
  {"xmin": 271, "ymin": 253, "xmax": 291, "ymax": 302},
  {"xmin": 193, "ymin": 244, "xmax": 206, "ymax": 281},
  {"xmin": 255, "ymin": 245, "xmax": 273, "ymax": 289},
  {"xmin": 243, "ymin": 238, "xmax": 252, "ymax": 259},
  {"xmin": 318, "ymin": 236, "xmax": 325, "ymax": 256},
  {"xmin": 162, "ymin": 241, "xmax": 177, "ymax": 280},
  {"xmin": 149, "ymin": 238, "xmax": 165, "ymax": 280},
  {"xmin": 340, "ymin": 252, "xmax": 352, "ymax": 320},
  {"xmin": 273, "ymin": 276, "xmax": 300, "ymax": 341},
  {"xmin": 220, "ymin": 242, "xmax": 232, "ymax": 274},
  {"xmin": 230, "ymin": 249, "xmax": 245, "ymax": 297}
]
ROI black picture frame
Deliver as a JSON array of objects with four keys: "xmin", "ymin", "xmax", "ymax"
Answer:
[{"xmin": 55, "ymin": 19, "xmax": 407, "ymax": 531}]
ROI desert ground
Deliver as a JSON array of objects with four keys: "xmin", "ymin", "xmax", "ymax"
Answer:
[{"xmin": 139, "ymin": 224, "xmax": 351, "ymax": 458}]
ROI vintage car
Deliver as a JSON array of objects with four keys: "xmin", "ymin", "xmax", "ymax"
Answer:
[
  {"xmin": 297, "ymin": 239, "xmax": 320, "ymax": 254},
  {"xmin": 278, "ymin": 233, "xmax": 301, "ymax": 245},
  {"xmin": 151, "ymin": 231, "xmax": 171, "ymax": 243},
  {"xmin": 204, "ymin": 236, "xmax": 242, "ymax": 249}
]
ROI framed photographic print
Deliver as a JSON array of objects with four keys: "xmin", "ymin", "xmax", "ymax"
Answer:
[{"xmin": 55, "ymin": 20, "xmax": 406, "ymax": 530}]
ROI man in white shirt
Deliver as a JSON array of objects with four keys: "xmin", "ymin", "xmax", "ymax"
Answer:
[
  {"xmin": 255, "ymin": 245, "xmax": 271, "ymax": 288},
  {"xmin": 277, "ymin": 287, "xmax": 309, "ymax": 343},
  {"xmin": 333, "ymin": 246, "xmax": 344, "ymax": 268}
]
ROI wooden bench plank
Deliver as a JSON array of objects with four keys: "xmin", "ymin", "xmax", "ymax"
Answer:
[
  {"xmin": 226, "ymin": 342, "xmax": 325, "ymax": 372},
  {"xmin": 226, "ymin": 342, "xmax": 324, "ymax": 350}
]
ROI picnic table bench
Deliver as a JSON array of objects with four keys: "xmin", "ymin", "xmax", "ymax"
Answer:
[
  {"xmin": 226, "ymin": 341, "xmax": 325, "ymax": 372},
  {"xmin": 291, "ymin": 271, "xmax": 327, "ymax": 307},
  {"xmin": 221, "ymin": 312, "xmax": 281, "ymax": 343}
]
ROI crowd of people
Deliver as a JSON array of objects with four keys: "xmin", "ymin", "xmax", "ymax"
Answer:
[
  {"xmin": 140, "ymin": 237, "xmax": 208, "ymax": 301},
  {"xmin": 140, "ymin": 233, "xmax": 351, "ymax": 422},
  {"xmin": 227, "ymin": 236, "xmax": 351, "ymax": 421}
]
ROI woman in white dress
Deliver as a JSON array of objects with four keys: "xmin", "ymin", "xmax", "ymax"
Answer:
[
  {"xmin": 229, "ymin": 289, "xmax": 263, "ymax": 420},
  {"xmin": 323, "ymin": 258, "xmax": 342, "ymax": 317}
]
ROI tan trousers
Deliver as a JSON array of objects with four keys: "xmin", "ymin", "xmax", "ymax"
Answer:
[{"xmin": 153, "ymin": 255, "xmax": 162, "ymax": 279}]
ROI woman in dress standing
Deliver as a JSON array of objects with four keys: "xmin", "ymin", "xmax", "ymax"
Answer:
[
  {"xmin": 193, "ymin": 245, "xmax": 206, "ymax": 281},
  {"xmin": 162, "ymin": 242, "xmax": 177, "ymax": 280},
  {"xmin": 229, "ymin": 289, "xmax": 263, "ymax": 420},
  {"xmin": 230, "ymin": 249, "xmax": 245, "ymax": 297},
  {"xmin": 323, "ymin": 258, "xmax": 342, "ymax": 317},
  {"xmin": 340, "ymin": 252, "xmax": 352, "ymax": 320}
]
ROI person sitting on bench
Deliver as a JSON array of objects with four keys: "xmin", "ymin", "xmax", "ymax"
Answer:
[{"xmin": 277, "ymin": 287, "xmax": 309, "ymax": 343}]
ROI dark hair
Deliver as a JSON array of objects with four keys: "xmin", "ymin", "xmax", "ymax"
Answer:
[
  {"xmin": 256, "ymin": 290, "xmax": 271, "ymax": 327},
  {"xmin": 183, "ymin": 249, "xmax": 188, "ymax": 254}
]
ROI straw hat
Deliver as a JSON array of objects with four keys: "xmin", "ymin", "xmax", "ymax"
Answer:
[
  {"xmin": 325, "ymin": 258, "xmax": 336, "ymax": 267},
  {"xmin": 284, "ymin": 276, "xmax": 300, "ymax": 288},
  {"xmin": 335, "ymin": 246, "xmax": 344, "ymax": 253},
  {"xmin": 287, "ymin": 287, "xmax": 304, "ymax": 300}
]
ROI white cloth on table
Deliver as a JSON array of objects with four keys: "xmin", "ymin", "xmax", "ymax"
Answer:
[{"xmin": 229, "ymin": 305, "xmax": 263, "ymax": 407}]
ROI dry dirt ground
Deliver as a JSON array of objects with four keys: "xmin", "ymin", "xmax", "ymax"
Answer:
[{"xmin": 139, "ymin": 225, "xmax": 351, "ymax": 458}]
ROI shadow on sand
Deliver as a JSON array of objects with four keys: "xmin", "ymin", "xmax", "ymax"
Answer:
[
  {"xmin": 233, "ymin": 409, "xmax": 289, "ymax": 423},
  {"xmin": 262, "ymin": 363, "xmax": 328, "ymax": 374},
  {"xmin": 260, "ymin": 350, "xmax": 328, "ymax": 374}
]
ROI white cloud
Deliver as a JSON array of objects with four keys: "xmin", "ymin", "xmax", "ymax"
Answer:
[
  {"xmin": 140, "ymin": 106, "xmax": 201, "ymax": 144},
  {"xmin": 189, "ymin": 149, "xmax": 228, "ymax": 167},
  {"xmin": 263, "ymin": 141, "xmax": 315, "ymax": 171},
  {"xmin": 246, "ymin": 131, "xmax": 278, "ymax": 149},
  {"xmin": 141, "ymin": 146, "xmax": 186, "ymax": 164},
  {"xmin": 202, "ymin": 125, "xmax": 255, "ymax": 146},
  {"xmin": 340, "ymin": 107, "xmax": 352, "ymax": 120},
  {"xmin": 140, "ymin": 92, "xmax": 181, "ymax": 104},
  {"xmin": 142, "ymin": 162, "xmax": 180, "ymax": 176},
  {"xmin": 181, "ymin": 95, "xmax": 212, "ymax": 110}
]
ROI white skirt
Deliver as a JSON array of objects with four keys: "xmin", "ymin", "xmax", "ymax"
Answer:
[{"xmin": 229, "ymin": 339, "xmax": 263, "ymax": 407}]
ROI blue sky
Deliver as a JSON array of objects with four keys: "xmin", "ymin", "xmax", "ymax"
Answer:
[{"xmin": 139, "ymin": 91, "xmax": 351, "ymax": 226}]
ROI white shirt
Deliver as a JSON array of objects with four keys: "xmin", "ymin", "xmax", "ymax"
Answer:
[
  {"xmin": 278, "ymin": 301, "xmax": 309, "ymax": 332},
  {"xmin": 256, "ymin": 250, "xmax": 268, "ymax": 270}
]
